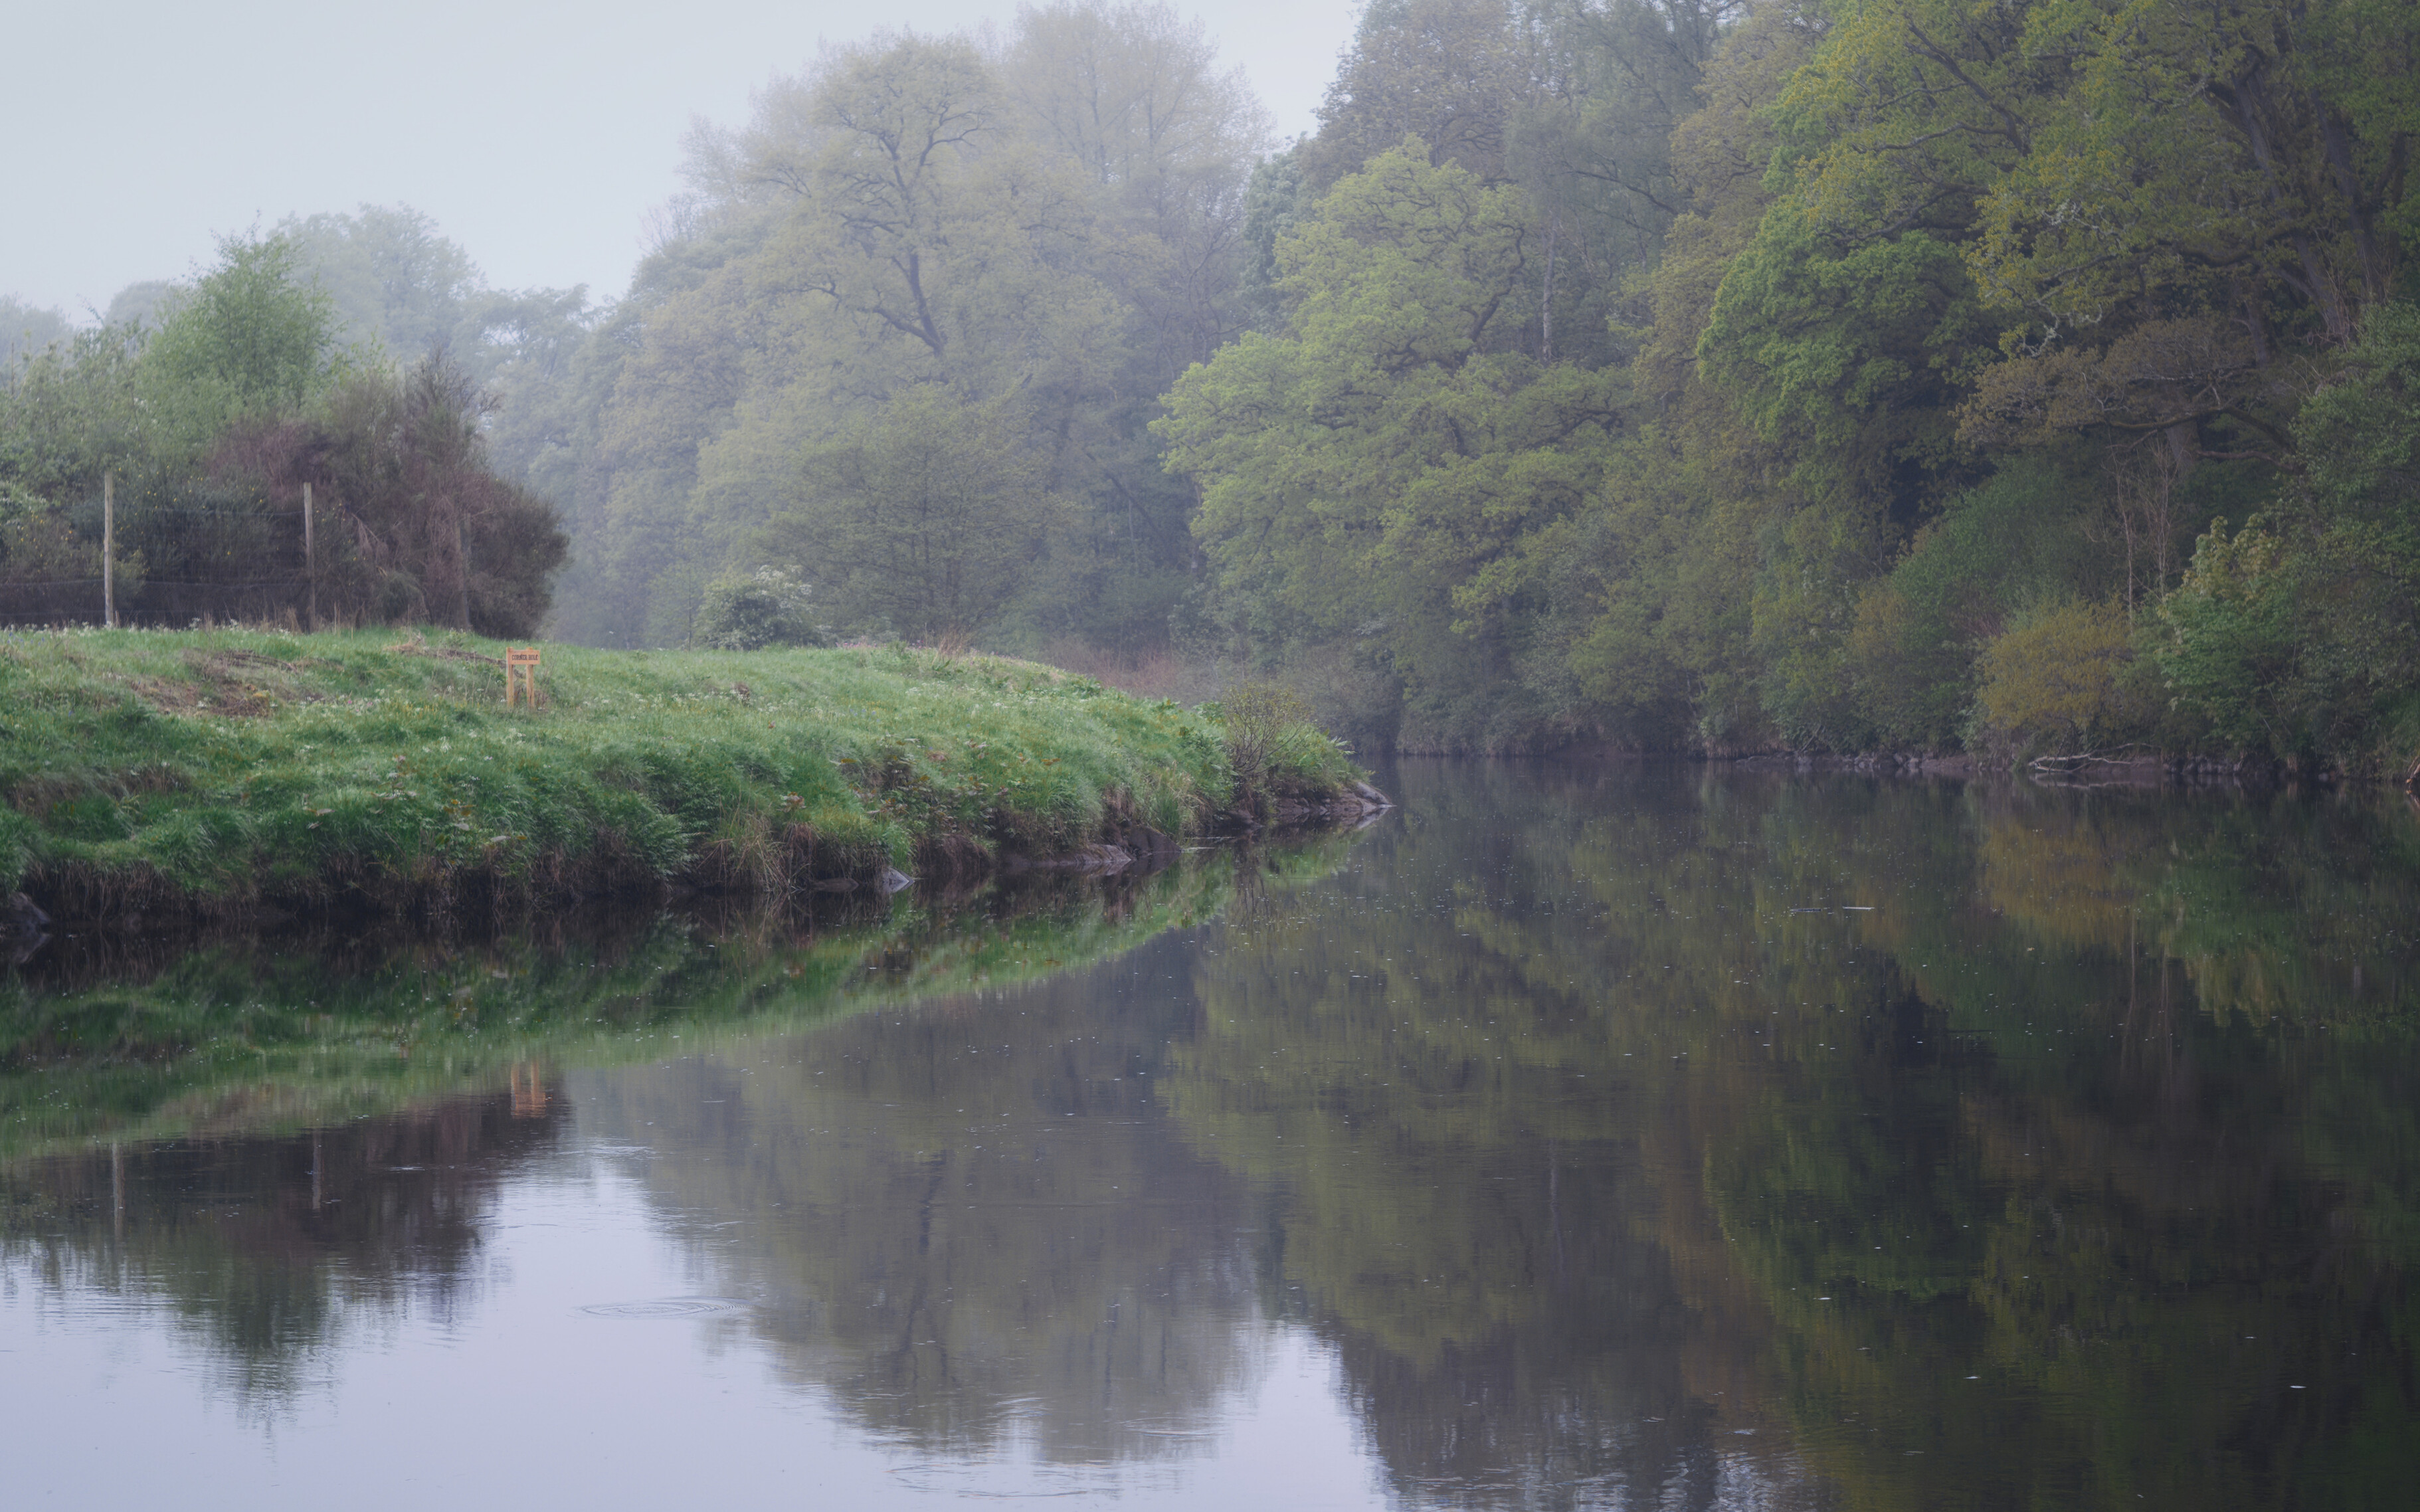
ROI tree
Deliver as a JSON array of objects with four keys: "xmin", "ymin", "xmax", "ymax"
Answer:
[
  {"xmin": 102, "ymin": 280, "xmax": 178, "ymax": 331},
  {"xmin": 759, "ymin": 386, "xmax": 1062, "ymax": 640},
  {"xmin": 1972, "ymin": 597, "xmax": 2153, "ymax": 753},
  {"xmin": 1006, "ymin": 1, "xmax": 1267, "ymax": 278},
  {"xmin": 0, "ymin": 324, "xmax": 149, "ymax": 503},
  {"xmin": 1301, "ymin": 0, "xmax": 1537, "ymax": 189},
  {"xmin": 2156, "ymin": 302, "xmax": 2420, "ymax": 761},
  {"xmin": 215, "ymin": 351, "xmax": 569, "ymax": 636},
  {"xmin": 557, "ymin": 12, "xmax": 1270, "ymax": 653},
  {"xmin": 1534, "ymin": 5, "xmax": 1817, "ymax": 751},
  {"xmin": 1160, "ymin": 142, "xmax": 1628, "ymax": 747},
  {"xmin": 689, "ymin": 565, "xmax": 832, "ymax": 650},
  {"xmin": 1964, "ymin": 0, "xmax": 2417, "ymax": 353},
  {"xmin": 0, "ymin": 297, "xmax": 70, "ymax": 369},
  {"xmin": 280, "ymin": 204, "xmax": 484, "ymax": 360},
  {"xmin": 141, "ymin": 233, "xmax": 346, "ymax": 445}
]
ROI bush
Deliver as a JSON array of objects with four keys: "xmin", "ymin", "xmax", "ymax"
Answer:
[
  {"xmin": 1846, "ymin": 457, "xmax": 2106, "ymax": 749},
  {"xmin": 1974, "ymin": 599, "xmax": 2156, "ymax": 755},
  {"xmin": 1205, "ymin": 678, "xmax": 1360, "ymax": 804},
  {"xmin": 691, "ymin": 566, "xmax": 832, "ymax": 652},
  {"xmin": 2153, "ymin": 519, "xmax": 2300, "ymax": 753}
]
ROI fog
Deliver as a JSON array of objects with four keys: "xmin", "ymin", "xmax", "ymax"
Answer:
[{"xmin": 5, "ymin": 0, "xmax": 1356, "ymax": 319}]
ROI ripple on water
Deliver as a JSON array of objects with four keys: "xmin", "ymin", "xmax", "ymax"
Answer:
[{"xmin": 576, "ymin": 1297, "xmax": 751, "ymax": 1319}]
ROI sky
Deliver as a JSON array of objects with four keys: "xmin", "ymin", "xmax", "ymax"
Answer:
[{"xmin": 7, "ymin": 0, "xmax": 1361, "ymax": 320}]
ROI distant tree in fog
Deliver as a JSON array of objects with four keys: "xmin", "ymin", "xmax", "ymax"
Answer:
[
  {"xmin": 102, "ymin": 279, "xmax": 179, "ymax": 331},
  {"xmin": 0, "ymin": 296, "xmax": 71, "ymax": 368},
  {"xmin": 280, "ymin": 203, "xmax": 485, "ymax": 359},
  {"xmin": 555, "ymin": 3, "xmax": 1270, "ymax": 652}
]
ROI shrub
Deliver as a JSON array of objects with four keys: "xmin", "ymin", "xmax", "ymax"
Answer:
[
  {"xmin": 1846, "ymin": 457, "xmax": 2108, "ymax": 749},
  {"xmin": 2154, "ymin": 518, "xmax": 2300, "ymax": 753},
  {"xmin": 691, "ymin": 566, "xmax": 832, "ymax": 652},
  {"xmin": 1974, "ymin": 599, "xmax": 2155, "ymax": 755},
  {"xmin": 1205, "ymin": 678, "xmax": 1360, "ymax": 804}
]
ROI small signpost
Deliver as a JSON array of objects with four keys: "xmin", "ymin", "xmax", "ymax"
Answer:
[{"xmin": 506, "ymin": 646, "xmax": 543, "ymax": 708}]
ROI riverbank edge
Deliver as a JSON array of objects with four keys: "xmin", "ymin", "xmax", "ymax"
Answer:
[
  {"xmin": 0, "ymin": 627, "xmax": 1386, "ymax": 930},
  {"xmin": 1397, "ymin": 742, "xmax": 2397, "ymax": 790},
  {"xmin": 1721, "ymin": 747, "xmax": 2383, "ymax": 788}
]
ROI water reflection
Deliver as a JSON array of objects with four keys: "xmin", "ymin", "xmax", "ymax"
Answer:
[
  {"xmin": 3, "ymin": 1086, "xmax": 568, "ymax": 1412},
  {"xmin": 577, "ymin": 935, "xmax": 1263, "ymax": 1465},
  {"xmin": 5, "ymin": 764, "xmax": 2418, "ymax": 1509},
  {"xmin": 0, "ymin": 852, "xmax": 1281, "ymax": 1161}
]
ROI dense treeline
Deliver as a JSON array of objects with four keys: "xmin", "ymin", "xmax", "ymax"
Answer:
[
  {"xmin": 7, "ymin": 0, "xmax": 2417, "ymax": 765},
  {"xmin": 555, "ymin": 0, "xmax": 2420, "ymax": 766},
  {"xmin": 1164, "ymin": 0, "xmax": 2420, "ymax": 763}
]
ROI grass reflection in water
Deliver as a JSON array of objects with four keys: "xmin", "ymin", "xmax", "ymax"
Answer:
[{"xmin": 5, "ymin": 765, "xmax": 2418, "ymax": 1511}]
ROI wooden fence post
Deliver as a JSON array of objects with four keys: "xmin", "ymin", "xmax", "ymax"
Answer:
[
  {"xmin": 102, "ymin": 472, "xmax": 116, "ymax": 628},
  {"xmin": 303, "ymin": 481, "xmax": 316, "ymax": 630}
]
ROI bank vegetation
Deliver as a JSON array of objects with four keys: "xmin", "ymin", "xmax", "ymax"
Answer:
[{"xmin": 0, "ymin": 627, "xmax": 1368, "ymax": 923}]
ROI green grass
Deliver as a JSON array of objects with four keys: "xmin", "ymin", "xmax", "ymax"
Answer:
[{"xmin": 0, "ymin": 626, "xmax": 1364, "ymax": 916}]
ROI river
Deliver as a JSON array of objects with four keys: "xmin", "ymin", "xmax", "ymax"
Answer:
[{"xmin": 3, "ymin": 759, "xmax": 2413, "ymax": 1509}]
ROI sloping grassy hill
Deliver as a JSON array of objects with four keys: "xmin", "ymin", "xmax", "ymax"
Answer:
[{"xmin": 0, "ymin": 626, "xmax": 1359, "ymax": 919}]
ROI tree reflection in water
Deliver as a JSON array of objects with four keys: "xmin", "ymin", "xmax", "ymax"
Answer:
[
  {"xmin": 2, "ymin": 1088, "xmax": 569, "ymax": 1412},
  {"xmin": 5, "ymin": 763, "xmax": 2417, "ymax": 1510}
]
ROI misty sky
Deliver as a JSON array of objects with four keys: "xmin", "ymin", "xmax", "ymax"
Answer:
[{"xmin": 8, "ymin": 0, "xmax": 1359, "ymax": 320}]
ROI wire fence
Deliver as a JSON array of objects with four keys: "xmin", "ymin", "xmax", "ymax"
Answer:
[{"xmin": 0, "ymin": 488, "xmax": 327, "ymax": 629}]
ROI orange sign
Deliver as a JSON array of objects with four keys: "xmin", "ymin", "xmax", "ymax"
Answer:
[{"xmin": 506, "ymin": 646, "xmax": 543, "ymax": 707}]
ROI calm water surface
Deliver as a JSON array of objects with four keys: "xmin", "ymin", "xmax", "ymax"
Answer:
[{"xmin": 4, "ymin": 761, "xmax": 2415, "ymax": 1509}]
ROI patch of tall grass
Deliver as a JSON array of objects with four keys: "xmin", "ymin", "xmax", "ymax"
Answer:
[{"xmin": 1200, "ymin": 678, "xmax": 1365, "ymax": 816}]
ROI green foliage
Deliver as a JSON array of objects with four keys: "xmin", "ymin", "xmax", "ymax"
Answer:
[
  {"xmin": 0, "ymin": 626, "xmax": 1356, "ymax": 915},
  {"xmin": 1973, "ymin": 598, "xmax": 2154, "ymax": 755},
  {"xmin": 690, "ymin": 565, "xmax": 832, "ymax": 651},
  {"xmin": 1159, "ymin": 141, "xmax": 1624, "ymax": 748},
  {"xmin": 1238, "ymin": 145, "xmax": 1309, "ymax": 317},
  {"xmin": 2302, "ymin": 302, "xmax": 2420, "ymax": 522},
  {"xmin": 2157, "ymin": 518, "xmax": 2309, "ymax": 753},
  {"xmin": 759, "ymin": 387, "xmax": 1063, "ymax": 642},
  {"xmin": 1700, "ymin": 221, "xmax": 1986, "ymax": 509},
  {"xmin": 2146, "ymin": 303, "xmax": 2420, "ymax": 763},
  {"xmin": 1846, "ymin": 458, "xmax": 2105, "ymax": 747},
  {"xmin": 1202, "ymin": 677, "xmax": 1357, "ymax": 805},
  {"xmin": 47, "ymin": 0, "xmax": 2402, "ymax": 758},
  {"xmin": 0, "ymin": 322, "xmax": 152, "ymax": 501},
  {"xmin": 139, "ymin": 233, "xmax": 347, "ymax": 452},
  {"xmin": 0, "ymin": 237, "xmax": 566, "ymax": 634}
]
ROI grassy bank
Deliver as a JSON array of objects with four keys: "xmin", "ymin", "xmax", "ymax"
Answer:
[{"xmin": 0, "ymin": 626, "xmax": 1364, "ymax": 919}]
